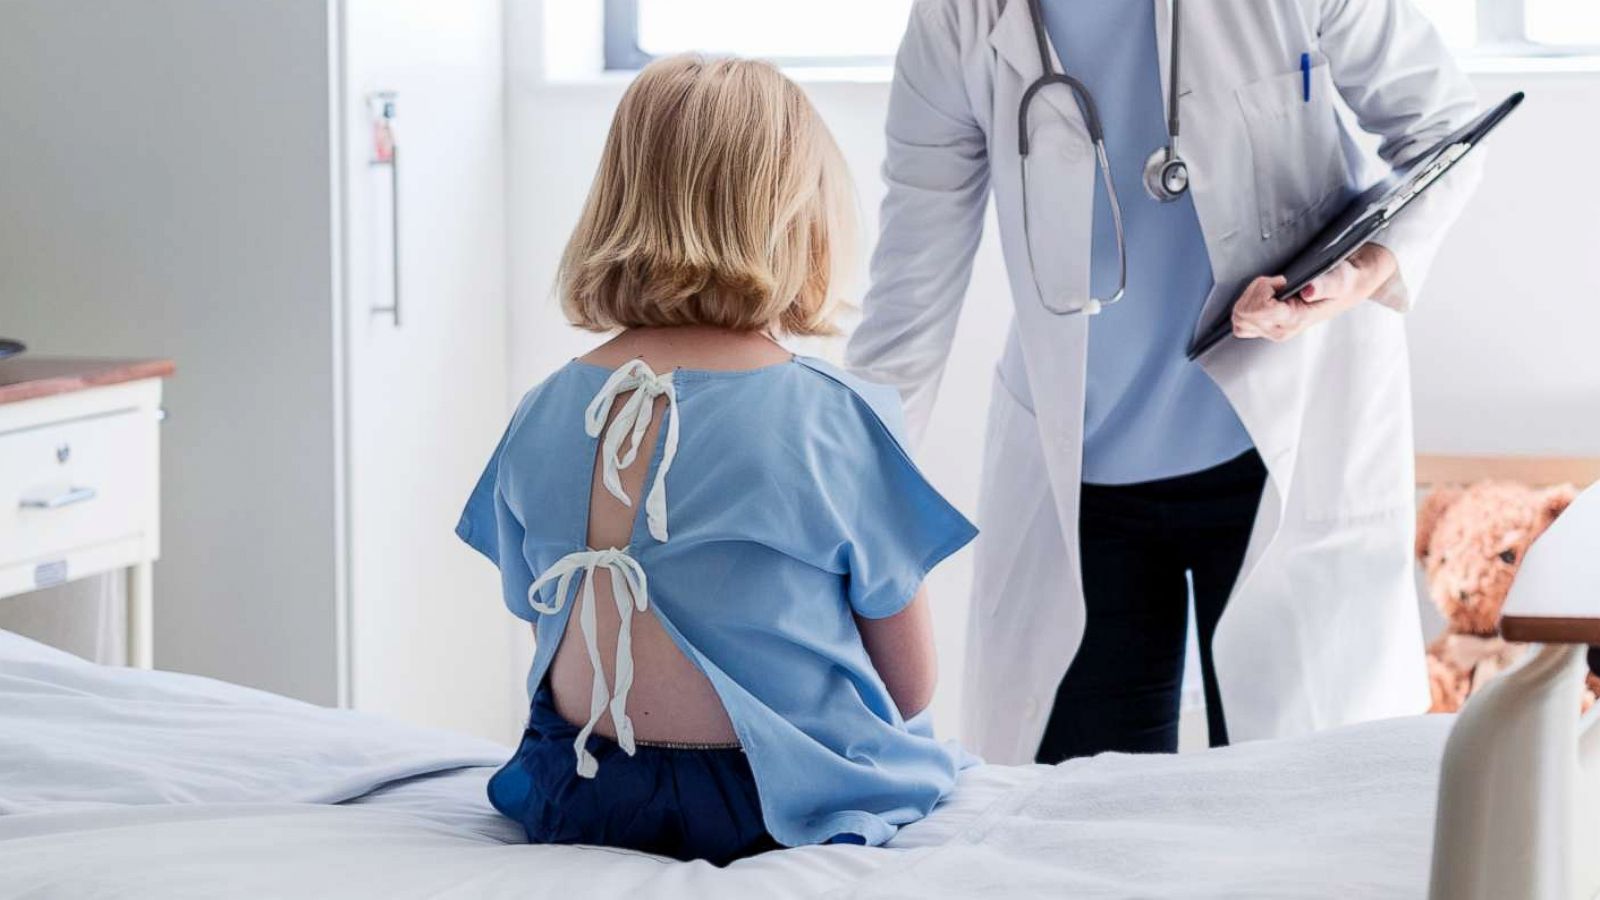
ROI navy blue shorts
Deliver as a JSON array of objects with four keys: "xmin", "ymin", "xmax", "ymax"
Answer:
[{"xmin": 488, "ymin": 687, "xmax": 777, "ymax": 866}]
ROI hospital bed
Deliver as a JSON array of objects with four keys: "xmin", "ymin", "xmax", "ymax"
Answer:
[{"xmin": 1, "ymin": 473, "xmax": 1595, "ymax": 899}]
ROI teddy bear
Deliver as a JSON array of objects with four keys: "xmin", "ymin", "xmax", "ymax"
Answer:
[{"xmin": 1415, "ymin": 480, "xmax": 1600, "ymax": 713}]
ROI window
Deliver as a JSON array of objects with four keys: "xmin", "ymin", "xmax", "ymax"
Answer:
[
  {"xmin": 604, "ymin": 0, "xmax": 1599, "ymax": 71},
  {"xmin": 604, "ymin": 0, "xmax": 913, "ymax": 69},
  {"xmin": 1405, "ymin": 0, "xmax": 1600, "ymax": 54}
]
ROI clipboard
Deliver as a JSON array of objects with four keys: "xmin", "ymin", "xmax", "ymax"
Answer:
[{"xmin": 1188, "ymin": 91, "xmax": 1524, "ymax": 360}]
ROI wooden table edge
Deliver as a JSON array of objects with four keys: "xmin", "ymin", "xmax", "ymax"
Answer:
[
  {"xmin": 0, "ymin": 358, "xmax": 176, "ymax": 406},
  {"xmin": 1500, "ymin": 615, "xmax": 1600, "ymax": 645}
]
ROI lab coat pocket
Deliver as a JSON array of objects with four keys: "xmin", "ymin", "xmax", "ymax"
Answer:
[{"xmin": 1235, "ymin": 59, "xmax": 1349, "ymax": 240}]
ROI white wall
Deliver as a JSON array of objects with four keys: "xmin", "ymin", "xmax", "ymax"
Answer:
[
  {"xmin": 505, "ymin": 9, "xmax": 1600, "ymax": 731},
  {"xmin": 1409, "ymin": 74, "xmax": 1600, "ymax": 455}
]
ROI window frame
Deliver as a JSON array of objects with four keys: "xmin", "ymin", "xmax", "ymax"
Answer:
[
  {"xmin": 602, "ymin": 0, "xmax": 653, "ymax": 71},
  {"xmin": 602, "ymin": 0, "xmax": 1599, "ymax": 72}
]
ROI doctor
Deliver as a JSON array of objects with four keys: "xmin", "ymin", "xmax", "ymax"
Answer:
[{"xmin": 847, "ymin": 0, "xmax": 1482, "ymax": 763}]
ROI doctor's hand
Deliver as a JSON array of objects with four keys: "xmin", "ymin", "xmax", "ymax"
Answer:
[{"xmin": 1231, "ymin": 243, "xmax": 1399, "ymax": 343}]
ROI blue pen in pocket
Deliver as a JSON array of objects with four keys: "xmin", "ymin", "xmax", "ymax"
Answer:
[{"xmin": 1300, "ymin": 53, "xmax": 1311, "ymax": 102}]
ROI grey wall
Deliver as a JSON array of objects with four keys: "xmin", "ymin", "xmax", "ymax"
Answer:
[
  {"xmin": 0, "ymin": 1, "xmax": 343, "ymax": 703},
  {"xmin": 0, "ymin": 576, "xmax": 126, "ymax": 665}
]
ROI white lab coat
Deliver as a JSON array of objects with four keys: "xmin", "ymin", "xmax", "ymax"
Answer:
[{"xmin": 846, "ymin": 0, "xmax": 1483, "ymax": 763}]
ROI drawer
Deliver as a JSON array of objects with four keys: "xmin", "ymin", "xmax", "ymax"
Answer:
[{"xmin": 0, "ymin": 410, "xmax": 155, "ymax": 570}]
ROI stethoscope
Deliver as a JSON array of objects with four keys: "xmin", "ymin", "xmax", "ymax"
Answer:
[{"xmin": 1019, "ymin": 0, "xmax": 1188, "ymax": 316}]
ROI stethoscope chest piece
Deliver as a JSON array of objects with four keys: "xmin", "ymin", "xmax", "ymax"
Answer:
[
  {"xmin": 1143, "ymin": 146, "xmax": 1190, "ymax": 203},
  {"xmin": 1019, "ymin": 0, "xmax": 1190, "ymax": 315}
]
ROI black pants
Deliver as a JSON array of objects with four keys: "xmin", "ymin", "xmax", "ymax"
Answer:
[{"xmin": 1035, "ymin": 449, "xmax": 1267, "ymax": 764}]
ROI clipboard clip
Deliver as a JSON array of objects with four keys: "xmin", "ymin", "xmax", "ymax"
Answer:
[{"xmin": 1383, "ymin": 142, "xmax": 1470, "ymax": 220}]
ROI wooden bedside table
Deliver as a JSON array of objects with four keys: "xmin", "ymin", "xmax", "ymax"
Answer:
[{"xmin": 0, "ymin": 357, "xmax": 174, "ymax": 668}]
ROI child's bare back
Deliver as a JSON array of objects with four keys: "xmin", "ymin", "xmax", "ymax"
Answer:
[{"xmin": 549, "ymin": 326, "xmax": 793, "ymax": 746}]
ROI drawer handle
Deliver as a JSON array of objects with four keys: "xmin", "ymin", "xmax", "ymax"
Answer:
[{"xmin": 19, "ymin": 486, "xmax": 98, "ymax": 510}]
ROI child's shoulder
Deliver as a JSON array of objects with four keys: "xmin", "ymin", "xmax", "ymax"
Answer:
[
  {"xmin": 503, "ymin": 360, "xmax": 602, "ymax": 431},
  {"xmin": 788, "ymin": 356, "xmax": 912, "ymax": 449}
]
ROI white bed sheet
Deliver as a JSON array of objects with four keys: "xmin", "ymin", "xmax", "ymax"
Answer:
[
  {"xmin": 842, "ymin": 716, "xmax": 1451, "ymax": 899},
  {"xmin": 0, "ymin": 631, "xmax": 505, "ymax": 814},
  {"xmin": 0, "ymin": 630, "xmax": 1450, "ymax": 898}
]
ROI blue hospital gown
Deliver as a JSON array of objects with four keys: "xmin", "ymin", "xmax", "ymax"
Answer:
[{"xmin": 457, "ymin": 355, "xmax": 977, "ymax": 847}]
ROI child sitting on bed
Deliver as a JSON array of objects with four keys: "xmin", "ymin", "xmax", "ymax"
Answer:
[{"xmin": 456, "ymin": 54, "xmax": 976, "ymax": 865}]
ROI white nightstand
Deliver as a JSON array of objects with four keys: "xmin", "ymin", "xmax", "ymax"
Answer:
[{"xmin": 0, "ymin": 358, "xmax": 173, "ymax": 668}]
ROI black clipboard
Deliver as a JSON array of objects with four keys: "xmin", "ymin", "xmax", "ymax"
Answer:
[{"xmin": 1188, "ymin": 91, "xmax": 1523, "ymax": 360}]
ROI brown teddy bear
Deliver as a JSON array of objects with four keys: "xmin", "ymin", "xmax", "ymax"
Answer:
[{"xmin": 1415, "ymin": 480, "xmax": 1600, "ymax": 712}]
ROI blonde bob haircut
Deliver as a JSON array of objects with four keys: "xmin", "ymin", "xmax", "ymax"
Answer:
[{"xmin": 558, "ymin": 54, "xmax": 855, "ymax": 337}]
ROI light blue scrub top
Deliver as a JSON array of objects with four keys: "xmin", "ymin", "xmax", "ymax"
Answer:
[
  {"xmin": 1001, "ymin": 0, "xmax": 1253, "ymax": 485},
  {"xmin": 458, "ymin": 356, "xmax": 976, "ymax": 848}
]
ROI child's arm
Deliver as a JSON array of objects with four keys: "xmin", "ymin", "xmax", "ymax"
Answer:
[{"xmin": 855, "ymin": 586, "xmax": 937, "ymax": 719}]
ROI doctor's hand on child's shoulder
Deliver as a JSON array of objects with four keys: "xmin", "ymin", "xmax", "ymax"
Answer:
[{"xmin": 1230, "ymin": 243, "xmax": 1399, "ymax": 343}]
